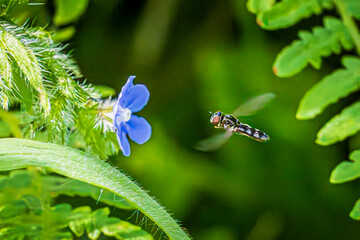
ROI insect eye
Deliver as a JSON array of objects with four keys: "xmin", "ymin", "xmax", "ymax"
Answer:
[{"xmin": 217, "ymin": 112, "xmax": 222, "ymax": 116}]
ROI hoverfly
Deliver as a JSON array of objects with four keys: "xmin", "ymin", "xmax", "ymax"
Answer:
[{"xmin": 195, "ymin": 93, "xmax": 275, "ymax": 151}]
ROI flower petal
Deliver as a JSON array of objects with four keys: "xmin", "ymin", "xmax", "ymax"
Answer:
[
  {"xmin": 120, "ymin": 84, "xmax": 150, "ymax": 113},
  {"xmin": 126, "ymin": 115, "xmax": 151, "ymax": 144},
  {"xmin": 120, "ymin": 76, "xmax": 135, "ymax": 98},
  {"xmin": 116, "ymin": 76, "xmax": 135, "ymax": 108},
  {"xmin": 115, "ymin": 123, "xmax": 131, "ymax": 157}
]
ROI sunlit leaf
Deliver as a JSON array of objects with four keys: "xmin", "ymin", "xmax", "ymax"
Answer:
[
  {"xmin": 330, "ymin": 150, "xmax": 360, "ymax": 183},
  {"xmin": 0, "ymin": 121, "xmax": 12, "ymax": 137},
  {"xmin": 232, "ymin": 93, "xmax": 276, "ymax": 117},
  {"xmin": 317, "ymin": 102, "xmax": 360, "ymax": 145},
  {"xmin": 54, "ymin": 0, "xmax": 90, "ymax": 26},
  {"xmin": 0, "ymin": 109, "xmax": 21, "ymax": 137},
  {"xmin": 0, "ymin": 138, "xmax": 191, "ymax": 240},
  {"xmin": 247, "ymin": 0, "xmax": 276, "ymax": 14},
  {"xmin": 257, "ymin": 0, "xmax": 333, "ymax": 30},
  {"xmin": 297, "ymin": 56, "xmax": 360, "ymax": 119},
  {"xmin": 350, "ymin": 198, "xmax": 360, "ymax": 220},
  {"xmin": 195, "ymin": 132, "xmax": 232, "ymax": 152},
  {"xmin": 273, "ymin": 17, "xmax": 353, "ymax": 77}
]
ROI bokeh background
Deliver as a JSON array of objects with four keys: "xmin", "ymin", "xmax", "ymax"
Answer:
[{"xmin": 24, "ymin": 0, "xmax": 360, "ymax": 239}]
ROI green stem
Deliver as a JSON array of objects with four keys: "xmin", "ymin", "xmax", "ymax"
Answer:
[
  {"xmin": 0, "ymin": 138, "xmax": 191, "ymax": 240},
  {"xmin": 335, "ymin": 0, "xmax": 360, "ymax": 55}
]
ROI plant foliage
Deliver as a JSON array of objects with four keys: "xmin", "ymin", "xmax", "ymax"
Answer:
[
  {"xmin": 0, "ymin": 1, "xmax": 190, "ymax": 239},
  {"xmin": 247, "ymin": 0, "xmax": 360, "ymax": 220}
]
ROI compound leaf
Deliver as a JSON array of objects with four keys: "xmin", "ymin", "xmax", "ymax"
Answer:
[
  {"xmin": 330, "ymin": 149, "xmax": 360, "ymax": 184},
  {"xmin": 317, "ymin": 102, "xmax": 360, "ymax": 145},
  {"xmin": 257, "ymin": 0, "xmax": 333, "ymax": 30},
  {"xmin": 297, "ymin": 56, "xmax": 360, "ymax": 119},
  {"xmin": 0, "ymin": 138, "xmax": 191, "ymax": 240},
  {"xmin": 344, "ymin": 0, "xmax": 360, "ymax": 19},
  {"xmin": 247, "ymin": 0, "xmax": 276, "ymax": 14},
  {"xmin": 69, "ymin": 207, "xmax": 153, "ymax": 240},
  {"xmin": 273, "ymin": 17, "xmax": 353, "ymax": 77}
]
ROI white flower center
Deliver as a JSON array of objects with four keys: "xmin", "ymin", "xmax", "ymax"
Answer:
[{"xmin": 116, "ymin": 107, "xmax": 132, "ymax": 123}]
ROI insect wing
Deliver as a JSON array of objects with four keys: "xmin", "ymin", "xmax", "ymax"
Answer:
[
  {"xmin": 195, "ymin": 131, "xmax": 232, "ymax": 151},
  {"xmin": 232, "ymin": 93, "xmax": 275, "ymax": 117}
]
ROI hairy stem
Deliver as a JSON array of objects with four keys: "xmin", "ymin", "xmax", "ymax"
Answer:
[
  {"xmin": 0, "ymin": 138, "xmax": 191, "ymax": 240},
  {"xmin": 335, "ymin": 0, "xmax": 360, "ymax": 55}
]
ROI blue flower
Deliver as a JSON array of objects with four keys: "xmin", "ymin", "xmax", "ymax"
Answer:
[{"xmin": 113, "ymin": 76, "xmax": 151, "ymax": 156}]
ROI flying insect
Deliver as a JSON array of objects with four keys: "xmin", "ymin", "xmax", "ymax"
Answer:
[{"xmin": 195, "ymin": 93, "xmax": 275, "ymax": 151}]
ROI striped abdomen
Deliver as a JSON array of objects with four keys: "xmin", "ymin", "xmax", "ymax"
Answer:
[{"xmin": 233, "ymin": 122, "xmax": 269, "ymax": 142}]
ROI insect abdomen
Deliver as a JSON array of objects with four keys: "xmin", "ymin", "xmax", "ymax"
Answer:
[{"xmin": 234, "ymin": 123, "xmax": 269, "ymax": 142}]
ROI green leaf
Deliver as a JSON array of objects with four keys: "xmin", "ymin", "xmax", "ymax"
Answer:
[
  {"xmin": 54, "ymin": 0, "xmax": 90, "ymax": 26},
  {"xmin": 69, "ymin": 207, "xmax": 153, "ymax": 240},
  {"xmin": 273, "ymin": 17, "xmax": 353, "ymax": 77},
  {"xmin": 0, "ymin": 120, "xmax": 12, "ymax": 137},
  {"xmin": 246, "ymin": 0, "xmax": 276, "ymax": 14},
  {"xmin": 52, "ymin": 26, "xmax": 76, "ymax": 42},
  {"xmin": 343, "ymin": 0, "xmax": 360, "ymax": 19},
  {"xmin": 297, "ymin": 56, "xmax": 360, "ymax": 119},
  {"xmin": 0, "ymin": 138, "xmax": 191, "ymax": 240},
  {"xmin": 93, "ymin": 85, "xmax": 116, "ymax": 98},
  {"xmin": 317, "ymin": 101, "xmax": 360, "ymax": 145},
  {"xmin": 43, "ymin": 175, "xmax": 134, "ymax": 210},
  {"xmin": 257, "ymin": 0, "xmax": 333, "ymax": 30},
  {"xmin": 330, "ymin": 150, "xmax": 360, "ymax": 183},
  {"xmin": 350, "ymin": 198, "xmax": 360, "ymax": 220},
  {"xmin": 0, "ymin": 169, "xmax": 133, "ymax": 209},
  {"xmin": 0, "ymin": 109, "xmax": 21, "ymax": 137}
]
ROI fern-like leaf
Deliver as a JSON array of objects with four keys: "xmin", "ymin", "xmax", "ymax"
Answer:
[
  {"xmin": 69, "ymin": 206, "xmax": 153, "ymax": 240},
  {"xmin": 316, "ymin": 101, "xmax": 360, "ymax": 145},
  {"xmin": 256, "ymin": 0, "xmax": 333, "ymax": 30},
  {"xmin": 0, "ymin": 138, "xmax": 191, "ymax": 240},
  {"xmin": 247, "ymin": 0, "xmax": 275, "ymax": 14},
  {"xmin": 273, "ymin": 17, "xmax": 353, "ymax": 77},
  {"xmin": 344, "ymin": 0, "xmax": 360, "ymax": 19},
  {"xmin": 297, "ymin": 56, "xmax": 360, "ymax": 119},
  {"xmin": 330, "ymin": 150, "xmax": 360, "ymax": 183}
]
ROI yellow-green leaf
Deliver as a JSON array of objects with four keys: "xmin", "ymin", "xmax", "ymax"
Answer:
[
  {"xmin": 273, "ymin": 17, "xmax": 353, "ymax": 77},
  {"xmin": 0, "ymin": 138, "xmax": 191, "ymax": 240},
  {"xmin": 317, "ymin": 102, "xmax": 360, "ymax": 145},
  {"xmin": 247, "ymin": 0, "xmax": 276, "ymax": 14},
  {"xmin": 54, "ymin": 0, "xmax": 90, "ymax": 26},
  {"xmin": 350, "ymin": 199, "xmax": 360, "ymax": 220},
  {"xmin": 257, "ymin": 0, "xmax": 333, "ymax": 30},
  {"xmin": 297, "ymin": 56, "xmax": 360, "ymax": 119},
  {"xmin": 330, "ymin": 149, "xmax": 360, "ymax": 184}
]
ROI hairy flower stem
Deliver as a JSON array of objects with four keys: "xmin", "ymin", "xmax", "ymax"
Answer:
[{"xmin": 335, "ymin": 0, "xmax": 360, "ymax": 55}]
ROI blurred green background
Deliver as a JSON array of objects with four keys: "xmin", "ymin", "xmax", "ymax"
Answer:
[{"xmin": 30, "ymin": 0, "xmax": 360, "ymax": 239}]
